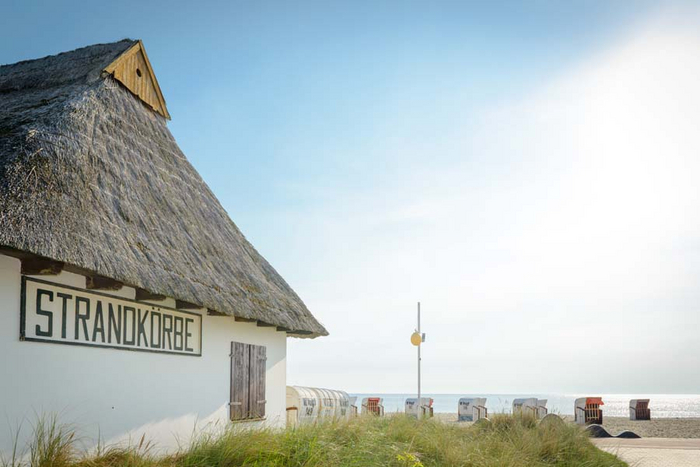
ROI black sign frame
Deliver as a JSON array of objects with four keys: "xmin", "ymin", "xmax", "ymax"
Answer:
[{"xmin": 20, "ymin": 276, "xmax": 203, "ymax": 357}]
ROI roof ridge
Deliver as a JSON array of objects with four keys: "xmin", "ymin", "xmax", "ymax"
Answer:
[{"xmin": 0, "ymin": 39, "xmax": 136, "ymax": 69}]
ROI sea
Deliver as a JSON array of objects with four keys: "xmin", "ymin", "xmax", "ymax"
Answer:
[{"xmin": 350, "ymin": 394, "xmax": 700, "ymax": 418}]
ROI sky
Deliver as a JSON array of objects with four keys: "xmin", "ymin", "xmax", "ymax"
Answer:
[{"xmin": 2, "ymin": 1, "xmax": 700, "ymax": 394}]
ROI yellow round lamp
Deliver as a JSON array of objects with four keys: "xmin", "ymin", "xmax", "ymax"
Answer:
[{"xmin": 410, "ymin": 331, "xmax": 422, "ymax": 346}]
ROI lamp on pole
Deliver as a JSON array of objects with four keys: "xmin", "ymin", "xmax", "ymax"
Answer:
[{"xmin": 410, "ymin": 302, "xmax": 425, "ymax": 416}]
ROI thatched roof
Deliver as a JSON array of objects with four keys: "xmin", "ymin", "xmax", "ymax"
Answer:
[{"xmin": 0, "ymin": 39, "xmax": 327, "ymax": 337}]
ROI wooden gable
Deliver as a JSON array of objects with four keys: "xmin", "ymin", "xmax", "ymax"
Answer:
[{"xmin": 103, "ymin": 40, "xmax": 171, "ymax": 119}]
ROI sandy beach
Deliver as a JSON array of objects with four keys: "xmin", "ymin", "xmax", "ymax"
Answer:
[
  {"xmin": 434, "ymin": 414, "xmax": 700, "ymax": 439},
  {"xmin": 598, "ymin": 417, "xmax": 700, "ymax": 439}
]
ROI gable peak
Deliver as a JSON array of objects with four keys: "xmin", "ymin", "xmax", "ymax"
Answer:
[{"xmin": 103, "ymin": 40, "xmax": 171, "ymax": 120}]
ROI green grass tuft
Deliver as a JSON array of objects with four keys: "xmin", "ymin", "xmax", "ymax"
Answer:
[{"xmin": 2, "ymin": 414, "xmax": 626, "ymax": 467}]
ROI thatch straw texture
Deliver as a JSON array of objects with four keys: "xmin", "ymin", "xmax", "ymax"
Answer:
[{"xmin": 0, "ymin": 40, "xmax": 327, "ymax": 337}]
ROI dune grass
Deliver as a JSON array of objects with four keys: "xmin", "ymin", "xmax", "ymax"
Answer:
[{"xmin": 2, "ymin": 414, "xmax": 626, "ymax": 467}]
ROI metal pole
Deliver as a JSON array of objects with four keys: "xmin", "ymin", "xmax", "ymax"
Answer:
[{"xmin": 417, "ymin": 301, "xmax": 421, "ymax": 417}]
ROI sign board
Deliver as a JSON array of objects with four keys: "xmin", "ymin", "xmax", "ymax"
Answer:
[{"xmin": 21, "ymin": 277, "xmax": 202, "ymax": 356}]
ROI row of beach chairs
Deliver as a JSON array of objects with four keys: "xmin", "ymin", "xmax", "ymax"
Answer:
[
  {"xmin": 362, "ymin": 397, "xmax": 435, "ymax": 418},
  {"xmin": 360, "ymin": 397, "xmax": 652, "ymax": 423},
  {"xmin": 574, "ymin": 397, "xmax": 651, "ymax": 424}
]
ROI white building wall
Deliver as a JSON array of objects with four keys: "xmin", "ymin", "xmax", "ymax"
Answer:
[{"xmin": 0, "ymin": 253, "xmax": 287, "ymax": 456}]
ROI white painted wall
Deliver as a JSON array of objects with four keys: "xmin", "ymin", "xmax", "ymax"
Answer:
[{"xmin": 0, "ymin": 253, "xmax": 287, "ymax": 457}]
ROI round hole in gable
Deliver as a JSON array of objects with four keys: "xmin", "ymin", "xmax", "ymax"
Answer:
[{"xmin": 136, "ymin": 68, "xmax": 142, "ymax": 77}]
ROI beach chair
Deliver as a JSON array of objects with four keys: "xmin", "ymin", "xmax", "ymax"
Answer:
[
  {"xmin": 537, "ymin": 399, "xmax": 548, "ymax": 419},
  {"xmin": 629, "ymin": 399, "xmax": 651, "ymax": 420},
  {"xmin": 362, "ymin": 397, "xmax": 385, "ymax": 416},
  {"xmin": 512, "ymin": 398, "xmax": 538, "ymax": 417},
  {"xmin": 458, "ymin": 397, "xmax": 488, "ymax": 422},
  {"xmin": 349, "ymin": 396, "xmax": 359, "ymax": 417},
  {"xmin": 286, "ymin": 407, "xmax": 299, "ymax": 427},
  {"xmin": 405, "ymin": 397, "xmax": 434, "ymax": 418},
  {"xmin": 574, "ymin": 397, "xmax": 604, "ymax": 425},
  {"xmin": 422, "ymin": 398, "xmax": 434, "ymax": 418},
  {"xmin": 475, "ymin": 398, "xmax": 488, "ymax": 420}
]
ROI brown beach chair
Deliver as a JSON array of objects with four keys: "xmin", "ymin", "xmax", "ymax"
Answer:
[
  {"xmin": 362, "ymin": 397, "xmax": 385, "ymax": 416},
  {"xmin": 629, "ymin": 399, "xmax": 651, "ymax": 420},
  {"xmin": 574, "ymin": 397, "xmax": 604, "ymax": 424}
]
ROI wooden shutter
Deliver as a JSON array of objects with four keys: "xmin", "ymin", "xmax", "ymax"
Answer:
[
  {"xmin": 249, "ymin": 344, "xmax": 267, "ymax": 418},
  {"xmin": 230, "ymin": 342, "xmax": 250, "ymax": 420},
  {"xmin": 230, "ymin": 342, "xmax": 267, "ymax": 420}
]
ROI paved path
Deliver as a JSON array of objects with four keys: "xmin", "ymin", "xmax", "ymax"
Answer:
[{"xmin": 594, "ymin": 438, "xmax": 700, "ymax": 466}]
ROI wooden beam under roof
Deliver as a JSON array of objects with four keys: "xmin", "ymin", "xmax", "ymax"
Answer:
[
  {"xmin": 256, "ymin": 321, "xmax": 276, "ymax": 328},
  {"xmin": 175, "ymin": 299, "xmax": 201, "ymax": 310},
  {"xmin": 234, "ymin": 316, "xmax": 256, "ymax": 323},
  {"xmin": 86, "ymin": 275, "xmax": 123, "ymax": 291},
  {"xmin": 135, "ymin": 288, "xmax": 166, "ymax": 301},
  {"xmin": 21, "ymin": 257, "xmax": 64, "ymax": 276}
]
